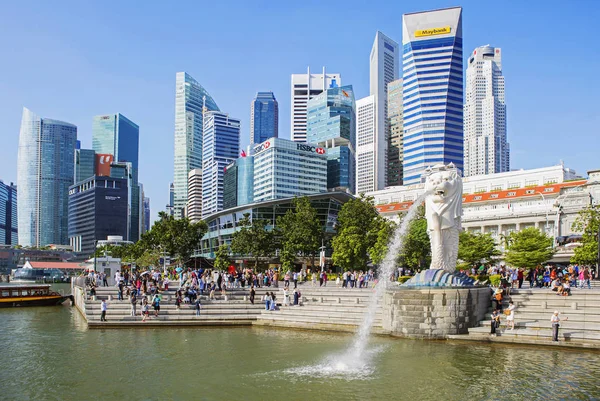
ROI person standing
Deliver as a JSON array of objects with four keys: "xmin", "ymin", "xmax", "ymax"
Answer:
[
  {"xmin": 551, "ymin": 311, "xmax": 567, "ymax": 342},
  {"xmin": 490, "ymin": 309, "xmax": 500, "ymax": 337},
  {"xmin": 117, "ymin": 280, "xmax": 124, "ymax": 301},
  {"xmin": 100, "ymin": 299, "xmax": 108, "ymax": 322},
  {"xmin": 195, "ymin": 297, "xmax": 201, "ymax": 316},
  {"xmin": 506, "ymin": 301, "xmax": 516, "ymax": 330},
  {"xmin": 250, "ymin": 286, "xmax": 256, "ymax": 305},
  {"xmin": 293, "ymin": 272, "xmax": 298, "ymax": 289},
  {"xmin": 130, "ymin": 292, "xmax": 137, "ymax": 317},
  {"xmin": 265, "ymin": 292, "xmax": 272, "ymax": 311},
  {"xmin": 102, "ymin": 272, "xmax": 108, "ymax": 287}
]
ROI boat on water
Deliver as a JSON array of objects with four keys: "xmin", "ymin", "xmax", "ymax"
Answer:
[{"xmin": 0, "ymin": 284, "xmax": 74, "ymax": 308}]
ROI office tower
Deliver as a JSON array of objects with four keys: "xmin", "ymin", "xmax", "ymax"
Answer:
[
  {"xmin": 306, "ymin": 85, "xmax": 356, "ymax": 193},
  {"xmin": 201, "ymin": 112, "xmax": 240, "ymax": 218},
  {"xmin": 167, "ymin": 182, "xmax": 175, "ymax": 216},
  {"xmin": 109, "ymin": 161, "xmax": 134, "ymax": 240},
  {"xmin": 250, "ymin": 92, "xmax": 278, "ymax": 146},
  {"xmin": 291, "ymin": 67, "xmax": 341, "ymax": 142},
  {"xmin": 223, "ymin": 151, "xmax": 256, "ymax": 210},
  {"xmin": 402, "ymin": 7, "xmax": 464, "ymax": 184},
  {"xmin": 138, "ymin": 183, "xmax": 146, "ymax": 235},
  {"xmin": 464, "ymin": 45, "xmax": 508, "ymax": 176},
  {"xmin": 356, "ymin": 95, "xmax": 376, "ymax": 194},
  {"xmin": 370, "ymin": 31, "xmax": 399, "ymax": 190},
  {"xmin": 74, "ymin": 141, "xmax": 96, "ymax": 183},
  {"xmin": 143, "ymin": 196, "xmax": 150, "ymax": 232},
  {"xmin": 68, "ymin": 176, "xmax": 128, "ymax": 255},
  {"xmin": 0, "ymin": 180, "xmax": 17, "ymax": 245},
  {"xmin": 223, "ymin": 163, "xmax": 238, "ymax": 210},
  {"xmin": 187, "ymin": 169, "xmax": 202, "ymax": 223},
  {"xmin": 253, "ymin": 138, "xmax": 327, "ymax": 203},
  {"xmin": 17, "ymin": 107, "xmax": 77, "ymax": 247},
  {"xmin": 387, "ymin": 79, "xmax": 404, "ymax": 186},
  {"xmin": 173, "ymin": 72, "xmax": 220, "ymax": 219},
  {"xmin": 92, "ymin": 113, "xmax": 140, "ymax": 241}
]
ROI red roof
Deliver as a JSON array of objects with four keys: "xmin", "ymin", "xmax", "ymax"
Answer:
[
  {"xmin": 27, "ymin": 261, "xmax": 84, "ymax": 269},
  {"xmin": 376, "ymin": 180, "xmax": 588, "ymax": 214}
]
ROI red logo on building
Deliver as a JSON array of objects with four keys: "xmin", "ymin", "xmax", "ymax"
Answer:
[
  {"xmin": 316, "ymin": 147, "xmax": 325, "ymax": 155},
  {"xmin": 264, "ymin": 141, "xmax": 270, "ymax": 149}
]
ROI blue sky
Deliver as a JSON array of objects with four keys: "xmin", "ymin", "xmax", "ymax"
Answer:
[{"xmin": 1, "ymin": 0, "xmax": 598, "ymax": 221}]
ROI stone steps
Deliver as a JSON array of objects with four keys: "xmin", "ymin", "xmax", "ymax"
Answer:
[{"xmin": 468, "ymin": 326, "xmax": 600, "ymax": 341}]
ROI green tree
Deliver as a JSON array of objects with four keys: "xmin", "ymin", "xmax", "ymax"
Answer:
[
  {"xmin": 505, "ymin": 227, "xmax": 554, "ymax": 269},
  {"xmin": 276, "ymin": 197, "xmax": 321, "ymax": 269},
  {"xmin": 571, "ymin": 205, "xmax": 600, "ymax": 266},
  {"xmin": 458, "ymin": 231, "xmax": 501, "ymax": 269},
  {"xmin": 213, "ymin": 244, "xmax": 231, "ymax": 271},
  {"xmin": 369, "ymin": 219, "xmax": 396, "ymax": 266},
  {"xmin": 399, "ymin": 206, "xmax": 431, "ymax": 270},
  {"xmin": 230, "ymin": 214, "xmax": 274, "ymax": 269},
  {"xmin": 331, "ymin": 194, "xmax": 384, "ymax": 271},
  {"xmin": 135, "ymin": 249, "xmax": 161, "ymax": 269}
]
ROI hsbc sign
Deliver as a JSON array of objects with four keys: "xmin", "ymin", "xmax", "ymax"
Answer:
[
  {"xmin": 297, "ymin": 144, "xmax": 326, "ymax": 155},
  {"xmin": 254, "ymin": 141, "xmax": 271, "ymax": 154}
]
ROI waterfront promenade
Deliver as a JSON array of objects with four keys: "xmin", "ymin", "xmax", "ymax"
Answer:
[{"xmin": 71, "ymin": 280, "xmax": 600, "ymax": 349}]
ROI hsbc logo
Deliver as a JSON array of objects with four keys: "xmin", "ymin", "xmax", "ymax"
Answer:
[
  {"xmin": 297, "ymin": 144, "xmax": 326, "ymax": 155},
  {"xmin": 254, "ymin": 141, "xmax": 271, "ymax": 154}
]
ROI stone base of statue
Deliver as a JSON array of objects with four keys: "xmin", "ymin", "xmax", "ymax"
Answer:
[{"xmin": 402, "ymin": 269, "xmax": 479, "ymax": 287}]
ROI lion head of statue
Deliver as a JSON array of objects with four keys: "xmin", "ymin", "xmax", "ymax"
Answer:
[{"xmin": 423, "ymin": 163, "xmax": 463, "ymax": 230}]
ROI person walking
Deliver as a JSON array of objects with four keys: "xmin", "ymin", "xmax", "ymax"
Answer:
[
  {"xmin": 100, "ymin": 299, "xmax": 108, "ymax": 322},
  {"xmin": 141, "ymin": 298, "xmax": 149, "ymax": 322},
  {"xmin": 551, "ymin": 310, "xmax": 567, "ymax": 342},
  {"xmin": 130, "ymin": 292, "xmax": 137, "ymax": 317}
]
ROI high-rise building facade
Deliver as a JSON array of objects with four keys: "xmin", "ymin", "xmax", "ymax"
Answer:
[
  {"xmin": 201, "ymin": 112, "xmax": 240, "ymax": 218},
  {"xmin": 250, "ymin": 92, "xmax": 278, "ymax": 146},
  {"xmin": 306, "ymin": 85, "xmax": 356, "ymax": 193},
  {"xmin": 143, "ymin": 196, "xmax": 150, "ymax": 232},
  {"xmin": 187, "ymin": 169, "xmax": 202, "ymax": 223},
  {"xmin": 464, "ymin": 45, "xmax": 508, "ymax": 177},
  {"xmin": 370, "ymin": 31, "xmax": 399, "ymax": 190},
  {"xmin": 0, "ymin": 181, "xmax": 17, "ymax": 245},
  {"xmin": 402, "ymin": 7, "xmax": 464, "ymax": 185},
  {"xmin": 291, "ymin": 67, "xmax": 341, "ymax": 142},
  {"xmin": 173, "ymin": 72, "xmax": 220, "ymax": 219},
  {"xmin": 92, "ymin": 113, "xmax": 141, "ymax": 241},
  {"xmin": 253, "ymin": 138, "xmax": 327, "ymax": 203},
  {"xmin": 387, "ymin": 79, "xmax": 404, "ymax": 186},
  {"xmin": 17, "ymin": 107, "xmax": 77, "ymax": 247},
  {"xmin": 74, "ymin": 141, "xmax": 96, "ymax": 183},
  {"xmin": 356, "ymin": 95, "xmax": 376, "ymax": 194},
  {"xmin": 68, "ymin": 176, "xmax": 128, "ymax": 255}
]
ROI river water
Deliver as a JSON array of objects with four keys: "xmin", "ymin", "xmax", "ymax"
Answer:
[{"xmin": 1, "ymin": 284, "xmax": 600, "ymax": 401}]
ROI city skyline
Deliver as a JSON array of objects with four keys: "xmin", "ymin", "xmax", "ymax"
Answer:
[{"xmin": 1, "ymin": 1, "xmax": 599, "ymax": 222}]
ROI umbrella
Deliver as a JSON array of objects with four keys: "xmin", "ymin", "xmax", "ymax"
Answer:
[
  {"xmin": 141, "ymin": 271, "xmax": 151, "ymax": 276},
  {"xmin": 175, "ymin": 267, "xmax": 183, "ymax": 272}
]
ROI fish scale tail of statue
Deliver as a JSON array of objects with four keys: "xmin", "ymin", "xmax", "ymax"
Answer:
[{"xmin": 423, "ymin": 163, "xmax": 462, "ymax": 273}]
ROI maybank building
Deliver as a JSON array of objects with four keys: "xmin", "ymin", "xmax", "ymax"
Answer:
[
  {"xmin": 401, "ymin": 7, "xmax": 463, "ymax": 185},
  {"xmin": 253, "ymin": 137, "xmax": 327, "ymax": 203}
]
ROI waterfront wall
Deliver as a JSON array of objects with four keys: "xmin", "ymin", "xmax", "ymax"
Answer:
[
  {"xmin": 383, "ymin": 287, "xmax": 491, "ymax": 339},
  {"xmin": 71, "ymin": 280, "xmax": 88, "ymax": 322}
]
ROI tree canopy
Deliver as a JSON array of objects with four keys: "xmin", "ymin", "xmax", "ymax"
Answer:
[
  {"xmin": 331, "ymin": 195, "xmax": 386, "ymax": 271},
  {"xmin": 571, "ymin": 205, "xmax": 600, "ymax": 266},
  {"xmin": 213, "ymin": 244, "xmax": 231, "ymax": 271},
  {"xmin": 398, "ymin": 205, "xmax": 431, "ymax": 270},
  {"xmin": 505, "ymin": 227, "xmax": 554, "ymax": 269},
  {"xmin": 230, "ymin": 214, "xmax": 274, "ymax": 269},
  {"xmin": 457, "ymin": 231, "xmax": 501, "ymax": 269},
  {"xmin": 276, "ymin": 197, "xmax": 321, "ymax": 268}
]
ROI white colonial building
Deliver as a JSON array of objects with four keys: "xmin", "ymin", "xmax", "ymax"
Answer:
[{"xmin": 368, "ymin": 165, "xmax": 600, "ymax": 262}]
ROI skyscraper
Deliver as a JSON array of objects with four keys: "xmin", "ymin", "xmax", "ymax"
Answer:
[
  {"xmin": 173, "ymin": 72, "xmax": 220, "ymax": 219},
  {"xmin": 92, "ymin": 113, "xmax": 141, "ymax": 241},
  {"xmin": 250, "ymin": 92, "xmax": 278, "ymax": 146},
  {"xmin": 143, "ymin": 196, "xmax": 151, "ymax": 232},
  {"xmin": 0, "ymin": 180, "xmax": 17, "ymax": 246},
  {"xmin": 201, "ymin": 112, "xmax": 240, "ymax": 218},
  {"xmin": 464, "ymin": 45, "xmax": 508, "ymax": 176},
  {"xmin": 387, "ymin": 79, "xmax": 404, "ymax": 186},
  {"xmin": 17, "ymin": 107, "xmax": 77, "ymax": 247},
  {"xmin": 291, "ymin": 67, "xmax": 341, "ymax": 142},
  {"xmin": 74, "ymin": 142, "xmax": 96, "ymax": 184},
  {"xmin": 187, "ymin": 169, "xmax": 202, "ymax": 223},
  {"xmin": 356, "ymin": 95, "xmax": 376, "ymax": 194},
  {"xmin": 370, "ymin": 31, "xmax": 399, "ymax": 190},
  {"xmin": 402, "ymin": 7, "xmax": 464, "ymax": 185},
  {"xmin": 307, "ymin": 85, "xmax": 356, "ymax": 193}
]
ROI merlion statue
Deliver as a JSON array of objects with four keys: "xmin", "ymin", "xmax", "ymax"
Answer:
[{"xmin": 424, "ymin": 163, "xmax": 462, "ymax": 272}]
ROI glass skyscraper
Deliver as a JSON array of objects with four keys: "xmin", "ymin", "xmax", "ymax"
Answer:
[
  {"xmin": 402, "ymin": 7, "xmax": 463, "ymax": 184},
  {"xmin": 201, "ymin": 111, "xmax": 240, "ymax": 218},
  {"xmin": 307, "ymin": 85, "xmax": 356, "ymax": 193},
  {"xmin": 250, "ymin": 92, "xmax": 278, "ymax": 146},
  {"xmin": 92, "ymin": 113, "xmax": 140, "ymax": 241},
  {"xmin": 0, "ymin": 180, "xmax": 17, "ymax": 245},
  {"xmin": 17, "ymin": 107, "xmax": 77, "ymax": 247},
  {"xmin": 173, "ymin": 72, "xmax": 220, "ymax": 219},
  {"xmin": 387, "ymin": 79, "xmax": 404, "ymax": 186},
  {"xmin": 74, "ymin": 141, "xmax": 96, "ymax": 184}
]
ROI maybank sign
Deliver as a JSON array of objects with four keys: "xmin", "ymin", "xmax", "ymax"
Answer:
[{"xmin": 415, "ymin": 26, "xmax": 451, "ymax": 37}]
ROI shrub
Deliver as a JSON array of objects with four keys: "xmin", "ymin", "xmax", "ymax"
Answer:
[
  {"xmin": 489, "ymin": 274, "xmax": 502, "ymax": 287},
  {"xmin": 397, "ymin": 276, "xmax": 412, "ymax": 284}
]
